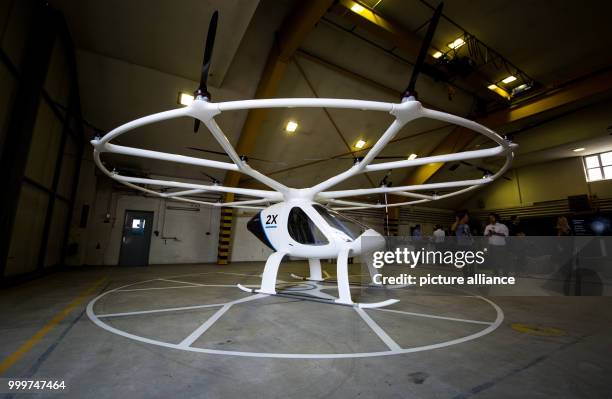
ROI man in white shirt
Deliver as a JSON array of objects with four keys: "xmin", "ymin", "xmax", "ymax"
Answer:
[
  {"xmin": 484, "ymin": 213, "xmax": 509, "ymax": 246},
  {"xmin": 433, "ymin": 225, "xmax": 445, "ymax": 243},
  {"xmin": 484, "ymin": 213, "xmax": 509, "ymax": 275}
]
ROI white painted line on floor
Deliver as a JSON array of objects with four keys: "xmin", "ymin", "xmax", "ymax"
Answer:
[
  {"xmin": 117, "ymin": 284, "xmax": 244, "ymax": 292},
  {"xmin": 375, "ymin": 308, "xmax": 493, "ymax": 325},
  {"xmin": 158, "ymin": 278, "xmax": 206, "ymax": 286},
  {"xmin": 86, "ymin": 274, "xmax": 505, "ymax": 359},
  {"xmin": 179, "ymin": 304, "xmax": 232, "ymax": 348},
  {"xmin": 97, "ymin": 302, "xmax": 226, "ymax": 318},
  {"xmin": 178, "ymin": 294, "xmax": 267, "ymax": 348},
  {"xmin": 355, "ymin": 308, "xmax": 401, "ymax": 351},
  {"xmin": 216, "ymin": 272, "xmax": 260, "ymax": 277},
  {"xmin": 159, "ymin": 271, "xmax": 217, "ymax": 279}
]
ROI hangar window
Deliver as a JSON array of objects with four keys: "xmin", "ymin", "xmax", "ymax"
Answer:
[
  {"xmin": 584, "ymin": 152, "xmax": 612, "ymax": 182},
  {"xmin": 288, "ymin": 207, "xmax": 328, "ymax": 245}
]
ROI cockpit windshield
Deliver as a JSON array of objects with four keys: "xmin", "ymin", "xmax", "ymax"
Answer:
[{"xmin": 312, "ymin": 205, "xmax": 370, "ymax": 240}]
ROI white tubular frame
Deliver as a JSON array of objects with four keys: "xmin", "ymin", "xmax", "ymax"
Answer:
[{"xmin": 91, "ymin": 98, "xmax": 515, "ymax": 209}]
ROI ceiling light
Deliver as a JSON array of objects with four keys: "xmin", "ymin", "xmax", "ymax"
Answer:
[
  {"xmin": 512, "ymin": 83, "xmax": 532, "ymax": 96},
  {"xmin": 487, "ymin": 84, "xmax": 510, "ymax": 100},
  {"xmin": 408, "ymin": 153, "xmax": 418, "ymax": 160},
  {"xmin": 501, "ymin": 75, "xmax": 517, "ymax": 84},
  {"xmin": 355, "ymin": 139, "xmax": 366, "ymax": 149},
  {"xmin": 447, "ymin": 37, "xmax": 465, "ymax": 49},
  {"xmin": 285, "ymin": 121, "xmax": 298, "ymax": 132},
  {"xmin": 178, "ymin": 92, "xmax": 194, "ymax": 106},
  {"xmin": 350, "ymin": 3, "xmax": 365, "ymax": 13},
  {"xmin": 573, "ymin": 148, "xmax": 585, "ymax": 152},
  {"xmin": 432, "ymin": 51, "xmax": 443, "ymax": 59}
]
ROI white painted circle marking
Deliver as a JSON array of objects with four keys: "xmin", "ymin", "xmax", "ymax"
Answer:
[{"xmin": 87, "ymin": 273, "xmax": 504, "ymax": 359}]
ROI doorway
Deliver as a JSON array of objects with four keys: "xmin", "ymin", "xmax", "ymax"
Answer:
[{"xmin": 118, "ymin": 210, "xmax": 153, "ymax": 266}]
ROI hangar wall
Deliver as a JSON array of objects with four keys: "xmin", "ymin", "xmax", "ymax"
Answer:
[
  {"xmin": 460, "ymin": 98, "xmax": 612, "ymax": 211},
  {"xmin": 78, "ymin": 178, "xmax": 220, "ymax": 266},
  {"xmin": 1, "ymin": 1, "xmax": 88, "ymax": 280},
  {"xmin": 464, "ymin": 156, "xmax": 612, "ymax": 211}
]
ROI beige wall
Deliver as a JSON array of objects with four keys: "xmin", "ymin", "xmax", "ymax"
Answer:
[{"xmin": 464, "ymin": 157, "xmax": 612, "ymax": 211}]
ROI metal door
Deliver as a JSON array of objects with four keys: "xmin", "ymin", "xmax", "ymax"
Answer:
[{"xmin": 118, "ymin": 210, "xmax": 153, "ymax": 266}]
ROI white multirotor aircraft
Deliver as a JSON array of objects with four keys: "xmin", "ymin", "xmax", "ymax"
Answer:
[{"xmin": 91, "ymin": 7, "xmax": 516, "ymax": 308}]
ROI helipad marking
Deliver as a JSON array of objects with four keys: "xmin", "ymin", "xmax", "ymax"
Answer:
[
  {"xmin": 97, "ymin": 302, "xmax": 226, "ymax": 318},
  {"xmin": 179, "ymin": 294, "xmax": 266, "ymax": 347},
  {"xmin": 376, "ymin": 308, "xmax": 493, "ymax": 325},
  {"xmin": 87, "ymin": 273, "xmax": 505, "ymax": 359},
  {"xmin": 158, "ymin": 278, "xmax": 205, "ymax": 286},
  {"xmin": 355, "ymin": 308, "xmax": 401, "ymax": 351},
  {"xmin": 117, "ymin": 284, "xmax": 240, "ymax": 292}
]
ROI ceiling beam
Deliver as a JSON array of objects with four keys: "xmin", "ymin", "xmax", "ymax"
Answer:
[
  {"xmin": 397, "ymin": 68, "xmax": 612, "ymax": 190},
  {"xmin": 331, "ymin": 0, "xmax": 501, "ymax": 103},
  {"xmin": 222, "ymin": 0, "xmax": 334, "ymax": 190}
]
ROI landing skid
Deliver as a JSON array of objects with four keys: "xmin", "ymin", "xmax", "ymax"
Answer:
[
  {"xmin": 290, "ymin": 273, "xmax": 382, "ymax": 288},
  {"xmin": 237, "ymin": 283, "xmax": 399, "ymax": 309}
]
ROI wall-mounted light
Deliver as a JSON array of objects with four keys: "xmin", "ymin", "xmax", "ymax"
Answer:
[
  {"xmin": 355, "ymin": 139, "xmax": 366, "ymax": 149},
  {"xmin": 285, "ymin": 121, "xmax": 298, "ymax": 133},
  {"xmin": 573, "ymin": 148, "xmax": 585, "ymax": 152},
  {"xmin": 432, "ymin": 51, "xmax": 443, "ymax": 59},
  {"xmin": 178, "ymin": 92, "xmax": 194, "ymax": 106},
  {"xmin": 408, "ymin": 153, "xmax": 418, "ymax": 160}
]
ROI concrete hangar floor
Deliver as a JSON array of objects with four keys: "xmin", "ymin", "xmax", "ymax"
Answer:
[{"xmin": 1, "ymin": 262, "xmax": 611, "ymax": 399}]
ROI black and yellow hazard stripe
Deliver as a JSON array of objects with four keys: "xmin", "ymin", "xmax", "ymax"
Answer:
[
  {"xmin": 385, "ymin": 208, "xmax": 400, "ymax": 236},
  {"xmin": 387, "ymin": 217, "xmax": 399, "ymax": 236},
  {"xmin": 217, "ymin": 207, "xmax": 234, "ymax": 265}
]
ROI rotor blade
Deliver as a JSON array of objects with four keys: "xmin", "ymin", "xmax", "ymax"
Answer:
[
  {"xmin": 200, "ymin": 171, "xmax": 220, "ymax": 183},
  {"xmin": 303, "ymin": 155, "xmax": 411, "ymax": 161},
  {"xmin": 188, "ymin": 146, "xmax": 227, "ymax": 157},
  {"xmin": 187, "ymin": 147, "xmax": 287, "ymax": 165},
  {"xmin": 200, "ymin": 10, "xmax": 218, "ymax": 92},
  {"xmin": 460, "ymin": 161, "xmax": 511, "ymax": 180},
  {"xmin": 404, "ymin": 2, "xmax": 444, "ymax": 96}
]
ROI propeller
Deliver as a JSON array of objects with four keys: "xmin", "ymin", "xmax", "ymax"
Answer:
[
  {"xmin": 304, "ymin": 155, "xmax": 414, "ymax": 161},
  {"xmin": 186, "ymin": 147, "xmax": 288, "ymax": 165},
  {"xmin": 449, "ymin": 161, "xmax": 512, "ymax": 181},
  {"xmin": 193, "ymin": 10, "xmax": 219, "ymax": 133},
  {"xmin": 200, "ymin": 171, "xmax": 220, "ymax": 184},
  {"xmin": 377, "ymin": 171, "xmax": 393, "ymax": 234},
  {"xmin": 402, "ymin": 2, "xmax": 444, "ymax": 100}
]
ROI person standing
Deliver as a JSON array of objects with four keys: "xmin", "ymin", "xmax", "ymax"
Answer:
[
  {"xmin": 508, "ymin": 215, "xmax": 523, "ymax": 236},
  {"xmin": 555, "ymin": 216, "xmax": 574, "ymax": 295},
  {"xmin": 433, "ymin": 224, "xmax": 445, "ymax": 243},
  {"xmin": 453, "ymin": 211, "xmax": 473, "ymax": 277},
  {"xmin": 556, "ymin": 216, "xmax": 572, "ymax": 236},
  {"xmin": 484, "ymin": 213, "xmax": 509, "ymax": 276},
  {"xmin": 454, "ymin": 211, "xmax": 471, "ymax": 241}
]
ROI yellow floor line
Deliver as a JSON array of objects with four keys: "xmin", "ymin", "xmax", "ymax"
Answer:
[{"xmin": 0, "ymin": 277, "xmax": 107, "ymax": 375}]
